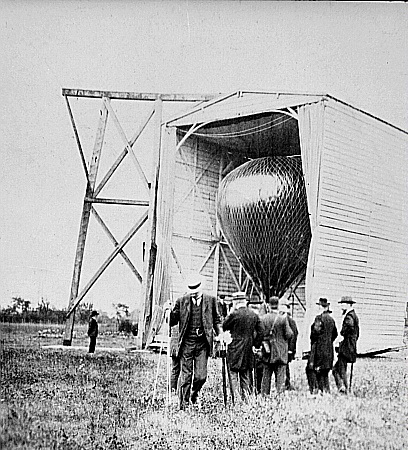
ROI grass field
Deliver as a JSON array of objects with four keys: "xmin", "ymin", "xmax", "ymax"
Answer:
[{"xmin": 1, "ymin": 324, "xmax": 407, "ymax": 449}]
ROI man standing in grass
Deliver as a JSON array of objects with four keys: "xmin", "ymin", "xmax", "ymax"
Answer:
[
  {"xmin": 260, "ymin": 296, "xmax": 293, "ymax": 394},
  {"xmin": 284, "ymin": 299, "xmax": 298, "ymax": 390},
  {"xmin": 87, "ymin": 310, "xmax": 99, "ymax": 354},
  {"xmin": 223, "ymin": 291, "xmax": 264, "ymax": 400},
  {"xmin": 306, "ymin": 298, "xmax": 338, "ymax": 395},
  {"xmin": 167, "ymin": 273, "xmax": 223, "ymax": 410},
  {"xmin": 333, "ymin": 296, "xmax": 360, "ymax": 394}
]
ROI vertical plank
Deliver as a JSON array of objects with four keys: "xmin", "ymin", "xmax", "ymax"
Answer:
[
  {"xmin": 139, "ymin": 98, "xmax": 163, "ymax": 348},
  {"xmin": 63, "ymin": 101, "xmax": 108, "ymax": 345}
]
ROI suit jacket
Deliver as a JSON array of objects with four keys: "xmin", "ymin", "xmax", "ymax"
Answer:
[
  {"xmin": 310, "ymin": 311, "xmax": 338, "ymax": 371},
  {"xmin": 169, "ymin": 293, "xmax": 222, "ymax": 356},
  {"xmin": 223, "ymin": 307, "xmax": 264, "ymax": 370},
  {"xmin": 87, "ymin": 317, "xmax": 98, "ymax": 338},
  {"xmin": 287, "ymin": 315, "xmax": 299, "ymax": 361},
  {"xmin": 261, "ymin": 311, "xmax": 293, "ymax": 365},
  {"xmin": 339, "ymin": 309, "xmax": 359, "ymax": 363}
]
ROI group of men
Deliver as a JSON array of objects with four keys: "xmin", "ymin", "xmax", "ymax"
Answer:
[
  {"xmin": 165, "ymin": 273, "xmax": 359, "ymax": 410},
  {"xmin": 306, "ymin": 295, "xmax": 360, "ymax": 396}
]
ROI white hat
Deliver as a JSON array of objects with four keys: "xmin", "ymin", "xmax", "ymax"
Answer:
[{"xmin": 186, "ymin": 273, "xmax": 204, "ymax": 294}]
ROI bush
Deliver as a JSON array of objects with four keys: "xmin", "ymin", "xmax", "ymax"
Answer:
[{"xmin": 118, "ymin": 319, "xmax": 138, "ymax": 336}]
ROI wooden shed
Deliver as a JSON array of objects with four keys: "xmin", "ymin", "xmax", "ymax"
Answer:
[
  {"xmin": 62, "ymin": 89, "xmax": 408, "ymax": 356},
  {"xmin": 153, "ymin": 91, "xmax": 408, "ymax": 355}
]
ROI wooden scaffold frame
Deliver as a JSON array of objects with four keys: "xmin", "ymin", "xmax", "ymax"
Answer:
[{"xmin": 61, "ymin": 89, "xmax": 215, "ymax": 347}]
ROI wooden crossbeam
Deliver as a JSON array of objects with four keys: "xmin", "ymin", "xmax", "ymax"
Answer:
[
  {"xmin": 174, "ymin": 147, "xmax": 218, "ymax": 213},
  {"xmin": 198, "ymin": 244, "xmax": 217, "ymax": 273},
  {"xmin": 103, "ymin": 97, "xmax": 150, "ymax": 191},
  {"xmin": 63, "ymin": 101, "xmax": 108, "ymax": 344},
  {"xmin": 177, "ymin": 143, "xmax": 217, "ymax": 236},
  {"xmin": 91, "ymin": 206, "xmax": 142, "ymax": 283},
  {"xmin": 85, "ymin": 197, "xmax": 149, "ymax": 206},
  {"xmin": 67, "ymin": 210, "xmax": 148, "ymax": 316},
  {"xmin": 93, "ymin": 107, "xmax": 155, "ymax": 197},
  {"xmin": 64, "ymin": 96, "xmax": 90, "ymax": 184},
  {"xmin": 62, "ymin": 88, "xmax": 216, "ymax": 102},
  {"xmin": 219, "ymin": 244, "xmax": 240, "ymax": 289}
]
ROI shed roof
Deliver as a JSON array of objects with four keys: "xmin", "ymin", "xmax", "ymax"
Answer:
[
  {"xmin": 165, "ymin": 91, "xmax": 325, "ymax": 127},
  {"xmin": 165, "ymin": 90, "xmax": 408, "ymax": 135}
]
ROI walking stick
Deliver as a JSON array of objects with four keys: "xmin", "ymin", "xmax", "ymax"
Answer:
[
  {"xmin": 225, "ymin": 357, "xmax": 235, "ymax": 405},
  {"xmin": 166, "ymin": 309, "xmax": 171, "ymax": 409},
  {"xmin": 349, "ymin": 362, "xmax": 354, "ymax": 393},
  {"xmin": 152, "ymin": 333, "xmax": 164, "ymax": 404},
  {"xmin": 221, "ymin": 342, "xmax": 227, "ymax": 407}
]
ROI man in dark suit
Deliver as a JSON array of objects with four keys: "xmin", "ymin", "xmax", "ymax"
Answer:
[
  {"xmin": 167, "ymin": 274, "xmax": 223, "ymax": 409},
  {"xmin": 333, "ymin": 296, "xmax": 360, "ymax": 393},
  {"xmin": 223, "ymin": 291, "xmax": 264, "ymax": 400},
  {"xmin": 260, "ymin": 296, "xmax": 293, "ymax": 394},
  {"xmin": 306, "ymin": 298, "xmax": 338, "ymax": 394},
  {"xmin": 283, "ymin": 300, "xmax": 298, "ymax": 390},
  {"xmin": 87, "ymin": 310, "xmax": 99, "ymax": 353}
]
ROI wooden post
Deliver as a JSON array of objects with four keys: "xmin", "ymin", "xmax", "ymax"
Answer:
[
  {"xmin": 63, "ymin": 101, "xmax": 108, "ymax": 345},
  {"xmin": 138, "ymin": 98, "xmax": 163, "ymax": 348},
  {"xmin": 212, "ymin": 151, "xmax": 224, "ymax": 296}
]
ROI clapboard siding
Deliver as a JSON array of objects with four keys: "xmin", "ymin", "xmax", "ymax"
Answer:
[{"xmin": 306, "ymin": 99, "xmax": 408, "ymax": 353}]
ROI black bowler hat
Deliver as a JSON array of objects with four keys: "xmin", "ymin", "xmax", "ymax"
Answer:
[
  {"xmin": 316, "ymin": 298, "xmax": 330, "ymax": 307},
  {"xmin": 90, "ymin": 310, "xmax": 99, "ymax": 317}
]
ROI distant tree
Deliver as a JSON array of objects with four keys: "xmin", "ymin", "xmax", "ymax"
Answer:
[
  {"xmin": 114, "ymin": 303, "xmax": 130, "ymax": 319},
  {"xmin": 76, "ymin": 302, "xmax": 93, "ymax": 325}
]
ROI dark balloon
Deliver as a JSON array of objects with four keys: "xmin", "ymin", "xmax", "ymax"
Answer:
[{"xmin": 217, "ymin": 156, "xmax": 311, "ymax": 300}]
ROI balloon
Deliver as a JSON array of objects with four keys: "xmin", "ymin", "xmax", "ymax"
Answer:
[{"xmin": 217, "ymin": 156, "xmax": 311, "ymax": 300}]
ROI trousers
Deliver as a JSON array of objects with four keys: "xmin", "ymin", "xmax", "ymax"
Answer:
[
  {"xmin": 333, "ymin": 356, "xmax": 349, "ymax": 391},
  {"xmin": 261, "ymin": 362, "xmax": 287, "ymax": 394},
  {"xmin": 178, "ymin": 334, "xmax": 209, "ymax": 408},
  {"xmin": 229, "ymin": 368, "xmax": 253, "ymax": 400},
  {"xmin": 171, "ymin": 355, "xmax": 181, "ymax": 392},
  {"xmin": 88, "ymin": 337, "xmax": 97, "ymax": 353}
]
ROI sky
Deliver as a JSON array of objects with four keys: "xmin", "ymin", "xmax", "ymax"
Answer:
[{"xmin": 1, "ymin": 1, "xmax": 407, "ymax": 317}]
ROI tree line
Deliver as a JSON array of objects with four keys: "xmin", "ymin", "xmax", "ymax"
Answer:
[
  {"xmin": 0, "ymin": 297, "xmax": 138, "ymax": 334},
  {"xmin": 0, "ymin": 297, "xmax": 97, "ymax": 324}
]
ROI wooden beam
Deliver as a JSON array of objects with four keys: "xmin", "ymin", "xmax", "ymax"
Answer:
[
  {"xmin": 198, "ymin": 243, "xmax": 217, "ymax": 273},
  {"xmin": 171, "ymin": 247, "xmax": 183, "ymax": 275},
  {"xmin": 91, "ymin": 206, "xmax": 143, "ymax": 283},
  {"xmin": 212, "ymin": 242, "xmax": 220, "ymax": 296},
  {"xmin": 103, "ymin": 97, "xmax": 150, "ymax": 191},
  {"xmin": 140, "ymin": 98, "xmax": 163, "ymax": 348},
  {"xmin": 94, "ymin": 107, "xmax": 155, "ymax": 197},
  {"xmin": 85, "ymin": 197, "xmax": 149, "ymax": 206},
  {"xmin": 64, "ymin": 96, "xmax": 90, "ymax": 184},
  {"xmin": 66, "ymin": 210, "xmax": 148, "ymax": 316},
  {"xmin": 62, "ymin": 88, "xmax": 216, "ymax": 102},
  {"xmin": 219, "ymin": 244, "xmax": 240, "ymax": 289},
  {"xmin": 63, "ymin": 100, "xmax": 108, "ymax": 345}
]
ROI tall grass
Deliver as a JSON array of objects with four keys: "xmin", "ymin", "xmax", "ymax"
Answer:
[{"xmin": 1, "ymin": 326, "xmax": 407, "ymax": 449}]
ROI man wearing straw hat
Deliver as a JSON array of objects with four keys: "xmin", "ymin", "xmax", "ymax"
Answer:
[
  {"xmin": 167, "ymin": 273, "xmax": 223, "ymax": 410},
  {"xmin": 223, "ymin": 291, "xmax": 264, "ymax": 400},
  {"xmin": 333, "ymin": 296, "xmax": 360, "ymax": 394}
]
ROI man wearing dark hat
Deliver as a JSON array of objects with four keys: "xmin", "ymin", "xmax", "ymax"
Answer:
[
  {"xmin": 333, "ymin": 296, "xmax": 360, "ymax": 393},
  {"xmin": 223, "ymin": 291, "xmax": 264, "ymax": 400},
  {"xmin": 87, "ymin": 310, "xmax": 99, "ymax": 353},
  {"xmin": 167, "ymin": 273, "xmax": 223, "ymax": 409},
  {"xmin": 260, "ymin": 296, "xmax": 293, "ymax": 394},
  {"xmin": 306, "ymin": 298, "xmax": 338, "ymax": 394}
]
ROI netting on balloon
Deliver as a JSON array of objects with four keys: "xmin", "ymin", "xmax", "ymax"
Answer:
[{"xmin": 217, "ymin": 156, "xmax": 311, "ymax": 300}]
